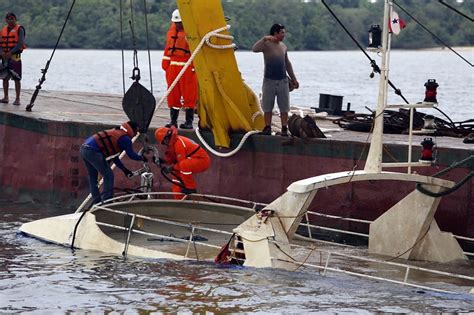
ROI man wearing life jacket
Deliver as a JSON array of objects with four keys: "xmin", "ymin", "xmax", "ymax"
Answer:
[
  {"xmin": 162, "ymin": 9, "xmax": 197, "ymax": 130},
  {"xmin": 155, "ymin": 126, "xmax": 210, "ymax": 199},
  {"xmin": 0, "ymin": 12, "xmax": 26, "ymax": 106},
  {"xmin": 80, "ymin": 121, "xmax": 146, "ymax": 205}
]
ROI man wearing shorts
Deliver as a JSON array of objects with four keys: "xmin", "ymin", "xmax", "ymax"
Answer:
[
  {"xmin": 0, "ymin": 12, "xmax": 26, "ymax": 106},
  {"xmin": 252, "ymin": 23, "xmax": 299, "ymax": 136}
]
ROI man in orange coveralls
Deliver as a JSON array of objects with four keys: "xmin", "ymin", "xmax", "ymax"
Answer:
[
  {"xmin": 155, "ymin": 126, "xmax": 210, "ymax": 199},
  {"xmin": 162, "ymin": 9, "xmax": 197, "ymax": 130}
]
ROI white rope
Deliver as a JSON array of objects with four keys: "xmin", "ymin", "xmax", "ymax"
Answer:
[
  {"xmin": 196, "ymin": 127, "xmax": 260, "ymax": 158},
  {"xmin": 205, "ymin": 32, "xmax": 236, "ymax": 50},
  {"xmin": 155, "ymin": 25, "xmax": 234, "ymax": 112},
  {"xmin": 156, "ymin": 25, "xmax": 261, "ymax": 158}
]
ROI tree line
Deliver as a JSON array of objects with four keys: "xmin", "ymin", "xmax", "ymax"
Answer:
[{"xmin": 0, "ymin": 0, "xmax": 472, "ymax": 51}]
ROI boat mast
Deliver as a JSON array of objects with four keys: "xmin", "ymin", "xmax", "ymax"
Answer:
[{"xmin": 364, "ymin": 0, "xmax": 391, "ymax": 173}]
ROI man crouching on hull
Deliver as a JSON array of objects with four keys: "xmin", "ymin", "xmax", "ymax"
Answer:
[{"xmin": 155, "ymin": 126, "xmax": 210, "ymax": 199}]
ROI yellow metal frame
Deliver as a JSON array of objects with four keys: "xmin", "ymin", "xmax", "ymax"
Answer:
[{"xmin": 177, "ymin": 0, "xmax": 264, "ymax": 148}]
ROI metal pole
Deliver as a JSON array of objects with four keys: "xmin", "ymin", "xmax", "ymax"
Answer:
[{"xmin": 364, "ymin": 0, "xmax": 391, "ymax": 173}]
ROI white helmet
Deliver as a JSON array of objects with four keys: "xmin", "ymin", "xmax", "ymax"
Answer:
[{"xmin": 171, "ymin": 9, "xmax": 181, "ymax": 22}]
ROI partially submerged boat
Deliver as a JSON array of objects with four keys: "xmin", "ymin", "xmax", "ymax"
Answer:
[
  {"xmin": 13, "ymin": 0, "xmax": 474, "ymax": 295},
  {"xmin": 20, "ymin": 192, "xmax": 259, "ymax": 261}
]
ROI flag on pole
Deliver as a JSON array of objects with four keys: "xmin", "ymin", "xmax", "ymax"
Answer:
[{"xmin": 389, "ymin": 10, "xmax": 406, "ymax": 35}]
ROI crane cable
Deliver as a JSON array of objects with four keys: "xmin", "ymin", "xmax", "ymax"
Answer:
[
  {"xmin": 25, "ymin": 0, "xmax": 76, "ymax": 111},
  {"xmin": 321, "ymin": 0, "xmax": 409, "ymax": 104},
  {"xmin": 393, "ymin": 0, "xmax": 473, "ymax": 67},
  {"xmin": 438, "ymin": 0, "xmax": 473, "ymax": 22}
]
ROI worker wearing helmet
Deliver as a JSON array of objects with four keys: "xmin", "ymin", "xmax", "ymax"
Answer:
[
  {"xmin": 154, "ymin": 126, "xmax": 210, "ymax": 199},
  {"xmin": 80, "ymin": 121, "xmax": 146, "ymax": 204},
  {"xmin": 162, "ymin": 9, "xmax": 197, "ymax": 130}
]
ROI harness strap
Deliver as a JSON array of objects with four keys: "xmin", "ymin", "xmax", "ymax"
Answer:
[
  {"xmin": 96, "ymin": 130, "xmax": 114, "ymax": 156},
  {"xmin": 168, "ymin": 47, "xmax": 190, "ymax": 54},
  {"xmin": 186, "ymin": 145, "xmax": 201, "ymax": 159}
]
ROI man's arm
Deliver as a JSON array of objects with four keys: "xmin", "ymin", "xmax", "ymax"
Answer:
[
  {"xmin": 252, "ymin": 37, "xmax": 265, "ymax": 52},
  {"xmin": 118, "ymin": 136, "xmax": 143, "ymax": 161},
  {"xmin": 285, "ymin": 52, "xmax": 299, "ymax": 89},
  {"xmin": 112, "ymin": 156, "xmax": 126, "ymax": 171},
  {"xmin": 10, "ymin": 26, "xmax": 25, "ymax": 54},
  {"xmin": 162, "ymin": 29, "xmax": 171, "ymax": 70},
  {"xmin": 252, "ymin": 36, "xmax": 278, "ymax": 52}
]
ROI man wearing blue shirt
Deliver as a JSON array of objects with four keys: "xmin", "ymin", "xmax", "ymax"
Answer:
[{"xmin": 80, "ymin": 121, "xmax": 145, "ymax": 204}]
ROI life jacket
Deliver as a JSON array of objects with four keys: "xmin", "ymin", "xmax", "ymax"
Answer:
[
  {"xmin": 163, "ymin": 23, "xmax": 191, "ymax": 60},
  {"xmin": 93, "ymin": 122, "xmax": 135, "ymax": 158},
  {"xmin": 1, "ymin": 24, "xmax": 26, "ymax": 53}
]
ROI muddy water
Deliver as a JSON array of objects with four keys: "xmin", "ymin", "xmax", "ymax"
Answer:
[{"xmin": 1, "ymin": 201, "xmax": 473, "ymax": 313}]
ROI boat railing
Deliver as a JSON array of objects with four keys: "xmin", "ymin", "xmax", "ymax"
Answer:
[
  {"xmin": 97, "ymin": 191, "xmax": 266, "ymax": 212},
  {"xmin": 92, "ymin": 194, "xmax": 474, "ymax": 259},
  {"xmin": 299, "ymin": 211, "xmax": 474, "ymax": 258},
  {"xmin": 91, "ymin": 204, "xmax": 234, "ymax": 259},
  {"xmin": 267, "ymin": 238, "xmax": 474, "ymax": 294}
]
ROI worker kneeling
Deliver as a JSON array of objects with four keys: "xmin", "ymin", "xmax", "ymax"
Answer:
[{"xmin": 155, "ymin": 126, "xmax": 210, "ymax": 199}]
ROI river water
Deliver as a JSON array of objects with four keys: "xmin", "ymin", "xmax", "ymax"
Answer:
[
  {"xmin": 2, "ymin": 49, "xmax": 474, "ymax": 313},
  {"xmin": 1, "ymin": 201, "xmax": 474, "ymax": 313},
  {"xmin": 20, "ymin": 48, "xmax": 474, "ymax": 122}
]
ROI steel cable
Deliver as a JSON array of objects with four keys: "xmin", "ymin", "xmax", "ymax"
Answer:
[
  {"xmin": 321, "ymin": 0, "xmax": 409, "ymax": 104},
  {"xmin": 393, "ymin": 0, "xmax": 473, "ymax": 67},
  {"xmin": 25, "ymin": 0, "xmax": 76, "ymax": 111}
]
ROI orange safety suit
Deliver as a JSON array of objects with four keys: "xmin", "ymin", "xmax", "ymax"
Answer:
[
  {"xmin": 162, "ymin": 22, "xmax": 197, "ymax": 110},
  {"xmin": 164, "ymin": 135, "xmax": 210, "ymax": 199}
]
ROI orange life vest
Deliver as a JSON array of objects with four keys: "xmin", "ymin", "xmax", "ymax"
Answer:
[
  {"xmin": 163, "ymin": 23, "xmax": 191, "ymax": 59},
  {"xmin": 92, "ymin": 123, "xmax": 135, "ymax": 158},
  {"xmin": 0, "ymin": 24, "xmax": 26, "ymax": 53}
]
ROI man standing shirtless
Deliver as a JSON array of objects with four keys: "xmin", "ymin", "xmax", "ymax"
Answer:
[{"xmin": 252, "ymin": 23, "xmax": 299, "ymax": 136}]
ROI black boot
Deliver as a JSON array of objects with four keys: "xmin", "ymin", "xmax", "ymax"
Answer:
[
  {"xmin": 165, "ymin": 108, "xmax": 179, "ymax": 128},
  {"xmin": 179, "ymin": 108, "xmax": 194, "ymax": 129}
]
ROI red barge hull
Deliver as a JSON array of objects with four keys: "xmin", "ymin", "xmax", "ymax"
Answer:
[{"xmin": 1, "ymin": 100, "xmax": 472, "ymax": 248}]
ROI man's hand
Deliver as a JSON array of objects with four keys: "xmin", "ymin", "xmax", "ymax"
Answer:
[
  {"xmin": 153, "ymin": 156, "xmax": 165, "ymax": 166},
  {"xmin": 293, "ymin": 79, "xmax": 300, "ymax": 89},
  {"xmin": 123, "ymin": 168, "xmax": 134, "ymax": 179},
  {"xmin": 162, "ymin": 165, "xmax": 174, "ymax": 174},
  {"xmin": 181, "ymin": 187, "xmax": 197, "ymax": 195}
]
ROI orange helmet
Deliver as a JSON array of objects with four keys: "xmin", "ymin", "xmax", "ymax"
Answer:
[
  {"xmin": 120, "ymin": 121, "xmax": 138, "ymax": 138},
  {"xmin": 155, "ymin": 126, "xmax": 177, "ymax": 145}
]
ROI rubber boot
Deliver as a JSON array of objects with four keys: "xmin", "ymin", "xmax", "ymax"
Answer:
[
  {"xmin": 165, "ymin": 108, "xmax": 179, "ymax": 128},
  {"xmin": 179, "ymin": 108, "xmax": 194, "ymax": 129}
]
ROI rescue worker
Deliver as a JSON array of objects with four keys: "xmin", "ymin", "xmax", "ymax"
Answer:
[
  {"xmin": 162, "ymin": 9, "xmax": 197, "ymax": 130},
  {"xmin": 154, "ymin": 126, "xmax": 210, "ymax": 199},
  {"xmin": 80, "ymin": 121, "xmax": 146, "ymax": 205},
  {"xmin": 0, "ymin": 12, "xmax": 26, "ymax": 106}
]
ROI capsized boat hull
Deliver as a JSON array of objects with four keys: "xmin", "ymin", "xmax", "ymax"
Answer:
[{"xmin": 20, "ymin": 195, "xmax": 256, "ymax": 260}]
